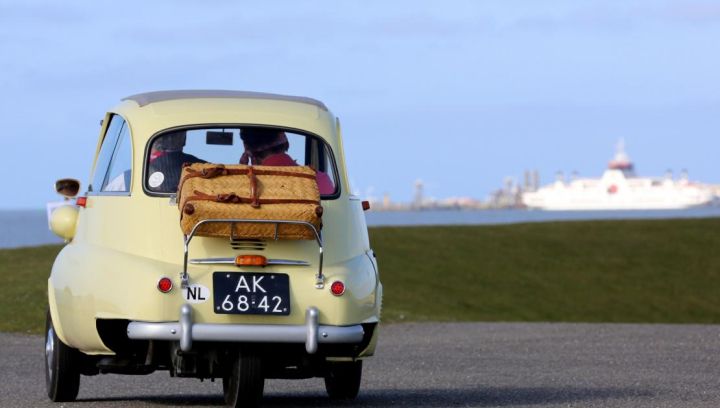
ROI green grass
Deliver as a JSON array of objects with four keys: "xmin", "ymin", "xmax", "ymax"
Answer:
[
  {"xmin": 4, "ymin": 219, "xmax": 720, "ymax": 333},
  {"xmin": 0, "ymin": 245, "xmax": 62, "ymax": 334},
  {"xmin": 372, "ymin": 218, "xmax": 720, "ymax": 323}
]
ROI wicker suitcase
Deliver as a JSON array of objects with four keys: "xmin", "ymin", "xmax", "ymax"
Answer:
[{"xmin": 177, "ymin": 163, "xmax": 322, "ymax": 239}]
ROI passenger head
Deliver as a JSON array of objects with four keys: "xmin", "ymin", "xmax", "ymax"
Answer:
[
  {"xmin": 240, "ymin": 128, "xmax": 289, "ymax": 164},
  {"xmin": 154, "ymin": 131, "xmax": 187, "ymax": 152}
]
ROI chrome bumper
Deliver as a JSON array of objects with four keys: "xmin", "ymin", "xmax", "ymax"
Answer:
[{"xmin": 126, "ymin": 305, "xmax": 364, "ymax": 354}]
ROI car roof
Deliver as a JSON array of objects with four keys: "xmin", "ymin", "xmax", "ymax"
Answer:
[
  {"xmin": 122, "ymin": 90, "xmax": 328, "ymax": 111},
  {"xmin": 110, "ymin": 90, "xmax": 339, "ymax": 148}
]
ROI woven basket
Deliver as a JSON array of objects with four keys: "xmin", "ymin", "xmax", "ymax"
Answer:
[{"xmin": 178, "ymin": 163, "xmax": 322, "ymax": 239}]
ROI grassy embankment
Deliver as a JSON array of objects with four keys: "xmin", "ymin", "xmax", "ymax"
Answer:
[{"xmin": 3, "ymin": 218, "xmax": 720, "ymax": 334}]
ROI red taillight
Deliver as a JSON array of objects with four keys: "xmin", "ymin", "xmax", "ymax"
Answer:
[
  {"xmin": 76, "ymin": 196, "xmax": 87, "ymax": 207},
  {"xmin": 362, "ymin": 200, "xmax": 370, "ymax": 211},
  {"xmin": 235, "ymin": 255, "xmax": 267, "ymax": 267},
  {"xmin": 330, "ymin": 281, "xmax": 345, "ymax": 296},
  {"xmin": 157, "ymin": 277, "xmax": 173, "ymax": 293}
]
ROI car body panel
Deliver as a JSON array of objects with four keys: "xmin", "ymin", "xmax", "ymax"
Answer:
[{"xmin": 49, "ymin": 92, "xmax": 381, "ymax": 358}]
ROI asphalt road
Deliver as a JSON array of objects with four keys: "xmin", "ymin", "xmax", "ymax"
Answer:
[{"xmin": 2, "ymin": 322, "xmax": 720, "ymax": 407}]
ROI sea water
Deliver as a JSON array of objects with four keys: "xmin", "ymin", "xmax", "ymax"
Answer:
[
  {"xmin": 1, "ymin": 209, "xmax": 64, "ymax": 248},
  {"xmin": 3, "ymin": 207, "xmax": 720, "ymax": 249}
]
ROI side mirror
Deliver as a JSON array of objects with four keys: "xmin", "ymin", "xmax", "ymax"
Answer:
[{"xmin": 55, "ymin": 179, "xmax": 80, "ymax": 198}]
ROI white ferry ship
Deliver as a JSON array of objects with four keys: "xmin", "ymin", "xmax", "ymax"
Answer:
[{"xmin": 522, "ymin": 141, "xmax": 716, "ymax": 211}]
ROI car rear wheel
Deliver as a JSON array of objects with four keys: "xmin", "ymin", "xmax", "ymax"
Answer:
[
  {"xmin": 45, "ymin": 310, "xmax": 80, "ymax": 402},
  {"xmin": 222, "ymin": 349, "xmax": 264, "ymax": 408},
  {"xmin": 324, "ymin": 360, "xmax": 362, "ymax": 400}
]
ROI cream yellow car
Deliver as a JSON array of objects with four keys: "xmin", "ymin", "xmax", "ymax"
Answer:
[{"xmin": 46, "ymin": 90, "xmax": 382, "ymax": 407}]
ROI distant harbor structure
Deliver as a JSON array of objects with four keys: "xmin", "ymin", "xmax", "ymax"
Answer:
[
  {"xmin": 374, "ymin": 178, "xmax": 487, "ymax": 211},
  {"xmin": 486, "ymin": 170, "xmax": 540, "ymax": 209},
  {"xmin": 412, "ymin": 179, "xmax": 424, "ymax": 209}
]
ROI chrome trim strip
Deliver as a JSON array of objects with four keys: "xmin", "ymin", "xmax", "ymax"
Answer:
[
  {"xmin": 189, "ymin": 258, "xmax": 235, "ymax": 264},
  {"xmin": 189, "ymin": 258, "xmax": 310, "ymax": 266},
  {"xmin": 85, "ymin": 191, "xmax": 132, "ymax": 197},
  {"xmin": 126, "ymin": 306, "xmax": 363, "ymax": 354},
  {"xmin": 268, "ymin": 259, "xmax": 311, "ymax": 266}
]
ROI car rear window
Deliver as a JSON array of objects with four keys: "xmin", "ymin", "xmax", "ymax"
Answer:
[{"xmin": 144, "ymin": 127, "xmax": 339, "ymax": 198}]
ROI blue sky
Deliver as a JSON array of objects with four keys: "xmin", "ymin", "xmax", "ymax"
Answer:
[{"xmin": 2, "ymin": 0, "xmax": 719, "ymax": 209}]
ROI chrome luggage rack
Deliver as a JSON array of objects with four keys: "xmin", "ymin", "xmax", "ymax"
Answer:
[{"xmin": 181, "ymin": 218, "xmax": 324, "ymax": 289}]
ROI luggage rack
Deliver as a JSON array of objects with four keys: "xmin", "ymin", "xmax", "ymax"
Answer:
[{"xmin": 181, "ymin": 218, "xmax": 324, "ymax": 289}]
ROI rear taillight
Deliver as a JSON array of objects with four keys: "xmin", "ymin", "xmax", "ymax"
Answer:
[
  {"xmin": 76, "ymin": 196, "xmax": 87, "ymax": 207},
  {"xmin": 157, "ymin": 277, "xmax": 173, "ymax": 293},
  {"xmin": 330, "ymin": 281, "xmax": 345, "ymax": 296}
]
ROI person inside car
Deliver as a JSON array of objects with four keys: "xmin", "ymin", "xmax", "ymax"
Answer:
[
  {"xmin": 148, "ymin": 130, "xmax": 206, "ymax": 192},
  {"xmin": 240, "ymin": 128, "xmax": 334, "ymax": 194}
]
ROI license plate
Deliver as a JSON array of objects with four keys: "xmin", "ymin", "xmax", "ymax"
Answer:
[{"xmin": 212, "ymin": 272, "xmax": 290, "ymax": 315}]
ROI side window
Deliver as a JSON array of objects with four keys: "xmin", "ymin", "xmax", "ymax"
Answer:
[
  {"xmin": 320, "ymin": 144, "xmax": 338, "ymax": 192},
  {"xmin": 102, "ymin": 124, "xmax": 132, "ymax": 192},
  {"xmin": 90, "ymin": 115, "xmax": 124, "ymax": 192},
  {"xmin": 89, "ymin": 115, "xmax": 131, "ymax": 192},
  {"xmin": 306, "ymin": 137, "xmax": 338, "ymax": 196}
]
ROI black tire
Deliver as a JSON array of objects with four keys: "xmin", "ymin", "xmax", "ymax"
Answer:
[
  {"xmin": 45, "ymin": 310, "xmax": 80, "ymax": 402},
  {"xmin": 324, "ymin": 360, "xmax": 362, "ymax": 400},
  {"xmin": 223, "ymin": 349, "xmax": 264, "ymax": 408}
]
